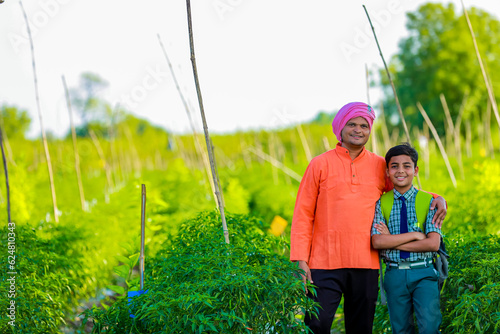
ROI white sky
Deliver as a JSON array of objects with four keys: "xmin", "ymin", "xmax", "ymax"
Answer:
[{"xmin": 1, "ymin": 0, "xmax": 499, "ymax": 138}]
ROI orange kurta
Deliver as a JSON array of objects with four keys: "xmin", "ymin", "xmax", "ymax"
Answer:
[{"xmin": 290, "ymin": 143, "xmax": 391, "ymax": 270}]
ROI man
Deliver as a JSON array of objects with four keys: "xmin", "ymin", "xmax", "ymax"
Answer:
[{"xmin": 290, "ymin": 102, "xmax": 446, "ymax": 334}]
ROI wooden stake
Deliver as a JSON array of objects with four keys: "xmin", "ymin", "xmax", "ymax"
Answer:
[
  {"xmin": 108, "ymin": 106, "xmax": 121, "ymax": 187},
  {"xmin": 248, "ymin": 147, "xmax": 302, "ymax": 182},
  {"xmin": 89, "ymin": 129, "xmax": 114, "ymax": 193},
  {"xmin": 485, "ymin": 100, "xmax": 495, "ymax": 158},
  {"xmin": 366, "ymin": 64, "xmax": 378, "ymax": 155},
  {"xmin": 0, "ymin": 114, "xmax": 16, "ymax": 167},
  {"xmin": 157, "ymin": 34, "xmax": 217, "ymax": 204},
  {"xmin": 269, "ymin": 132, "xmax": 279, "ymax": 185},
  {"xmin": 297, "ymin": 124, "xmax": 312, "ymax": 162},
  {"xmin": 462, "ymin": 0, "xmax": 500, "ymax": 133},
  {"xmin": 186, "ymin": 0, "xmax": 229, "ymax": 244},
  {"xmin": 322, "ymin": 136, "xmax": 331, "ymax": 151},
  {"xmin": 454, "ymin": 91, "xmax": 469, "ymax": 179},
  {"xmin": 440, "ymin": 93, "xmax": 455, "ymax": 154},
  {"xmin": 417, "ymin": 102, "xmax": 457, "ymax": 188},
  {"xmin": 364, "ymin": 5, "xmax": 422, "ymax": 189},
  {"xmin": 62, "ymin": 75, "xmax": 86, "ymax": 211},
  {"xmin": 0, "ymin": 126, "xmax": 11, "ymax": 224},
  {"xmin": 363, "ymin": 5, "xmax": 411, "ymax": 143},
  {"xmin": 124, "ymin": 126, "xmax": 143, "ymax": 176},
  {"xmin": 378, "ymin": 102, "xmax": 392, "ymax": 152},
  {"xmin": 20, "ymin": 1, "xmax": 59, "ymax": 222},
  {"xmin": 140, "ymin": 184, "xmax": 146, "ymax": 290},
  {"xmin": 465, "ymin": 120, "xmax": 472, "ymax": 158},
  {"xmin": 423, "ymin": 123, "xmax": 430, "ymax": 180}
]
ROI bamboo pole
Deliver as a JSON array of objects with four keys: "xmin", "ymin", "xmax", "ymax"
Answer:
[
  {"xmin": 417, "ymin": 102, "xmax": 457, "ymax": 188},
  {"xmin": 269, "ymin": 132, "xmax": 279, "ymax": 185},
  {"xmin": 423, "ymin": 124, "xmax": 430, "ymax": 180},
  {"xmin": 366, "ymin": 64, "xmax": 378, "ymax": 155},
  {"xmin": 440, "ymin": 93, "xmax": 455, "ymax": 154},
  {"xmin": 363, "ymin": 5, "xmax": 411, "ymax": 143},
  {"xmin": 461, "ymin": 1, "xmax": 500, "ymax": 134},
  {"xmin": 140, "ymin": 184, "xmax": 146, "ymax": 290},
  {"xmin": 276, "ymin": 136, "xmax": 292, "ymax": 185},
  {"xmin": 239, "ymin": 136, "xmax": 252, "ymax": 169},
  {"xmin": 390, "ymin": 128, "xmax": 400, "ymax": 145},
  {"xmin": 289, "ymin": 131, "xmax": 299, "ymax": 165},
  {"xmin": 108, "ymin": 106, "xmax": 121, "ymax": 187},
  {"xmin": 378, "ymin": 102, "xmax": 392, "ymax": 152},
  {"xmin": 0, "ymin": 115, "xmax": 16, "ymax": 167},
  {"xmin": 89, "ymin": 129, "xmax": 114, "ymax": 192},
  {"xmin": 157, "ymin": 34, "xmax": 217, "ymax": 204},
  {"xmin": 465, "ymin": 120, "xmax": 472, "ymax": 158},
  {"xmin": 322, "ymin": 136, "xmax": 331, "ymax": 151},
  {"xmin": 454, "ymin": 95, "xmax": 467, "ymax": 180},
  {"xmin": 364, "ymin": 5, "xmax": 422, "ymax": 189},
  {"xmin": 20, "ymin": 1, "xmax": 59, "ymax": 222},
  {"xmin": 247, "ymin": 147, "xmax": 302, "ymax": 182},
  {"xmin": 186, "ymin": 0, "xmax": 229, "ymax": 244},
  {"xmin": 124, "ymin": 126, "xmax": 142, "ymax": 176},
  {"xmin": 0, "ymin": 126, "xmax": 11, "ymax": 224},
  {"xmin": 62, "ymin": 75, "xmax": 86, "ymax": 211},
  {"xmin": 210, "ymin": 138, "xmax": 225, "ymax": 208},
  {"xmin": 296, "ymin": 124, "xmax": 312, "ymax": 162},
  {"xmin": 485, "ymin": 101, "xmax": 495, "ymax": 158}
]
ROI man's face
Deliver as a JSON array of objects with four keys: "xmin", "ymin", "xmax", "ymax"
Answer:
[
  {"xmin": 386, "ymin": 155, "xmax": 419, "ymax": 193},
  {"xmin": 340, "ymin": 116, "xmax": 370, "ymax": 148}
]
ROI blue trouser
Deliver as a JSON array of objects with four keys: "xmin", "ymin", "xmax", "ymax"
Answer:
[{"xmin": 384, "ymin": 265, "xmax": 442, "ymax": 334}]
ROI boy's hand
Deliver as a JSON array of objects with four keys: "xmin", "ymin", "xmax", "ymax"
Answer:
[
  {"xmin": 431, "ymin": 196, "xmax": 447, "ymax": 228},
  {"xmin": 375, "ymin": 222, "xmax": 390, "ymax": 235}
]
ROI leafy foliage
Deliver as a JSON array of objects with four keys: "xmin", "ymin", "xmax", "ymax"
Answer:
[
  {"xmin": 0, "ymin": 225, "xmax": 105, "ymax": 333},
  {"xmin": 441, "ymin": 235, "xmax": 500, "ymax": 333},
  {"xmin": 83, "ymin": 211, "xmax": 317, "ymax": 333},
  {"xmin": 380, "ymin": 3, "xmax": 500, "ymax": 134},
  {"xmin": 0, "ymin": 105, "xmax": 31, "ymax": 139}
]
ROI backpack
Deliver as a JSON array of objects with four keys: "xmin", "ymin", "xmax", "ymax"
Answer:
[{"xmin": 378, "ymin": 190, "xmax": 449, "ymax": 304}]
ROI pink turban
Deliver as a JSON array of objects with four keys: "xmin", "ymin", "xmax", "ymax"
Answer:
[{"xmin": 332, "ymin": 102, "xmax": 376, "ymax": 142}]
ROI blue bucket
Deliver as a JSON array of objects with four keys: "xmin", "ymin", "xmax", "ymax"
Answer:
[{"xmin": 127, "ymin": 289, "xmax": 148, "ymax": 318}]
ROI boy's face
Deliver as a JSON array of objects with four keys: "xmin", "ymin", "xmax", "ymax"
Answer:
[{"xmin": 386, "ymin": 155, "xmax": 419, "ymax": 193}]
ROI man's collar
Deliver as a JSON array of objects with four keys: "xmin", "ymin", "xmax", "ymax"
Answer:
[{"xmin": 335, "ymin": 142, "xmax": 367, "ymax": 158}]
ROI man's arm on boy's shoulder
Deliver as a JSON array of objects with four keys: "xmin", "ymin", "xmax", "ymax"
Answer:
[{"xmin": 425, "ymin": 191, "xmax": 447, "ymax": 228}]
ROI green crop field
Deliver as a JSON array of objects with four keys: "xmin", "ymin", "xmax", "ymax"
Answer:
[
  {"xmin": 0, "ymin": 109, "xmax": 499, "ymax": 333},
  {"xmin": 1, "ymin": 1, "xmax": 500, "ymax": 333}
]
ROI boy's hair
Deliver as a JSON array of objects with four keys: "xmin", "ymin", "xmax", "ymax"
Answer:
[{"xmin": 385, "ymin": 142, "xmax": 418, "ymax": 167}]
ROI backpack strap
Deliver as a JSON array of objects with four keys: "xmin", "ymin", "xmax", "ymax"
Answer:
[
  {"xmin": 380, "ymin": 190, "xmax": 394, "ymax": 222},
  {"xmin": 415, "ymin": 190, "xmax": 433, "ymax": 233},
  {"xmin": 380, "ymin": 189, "xmax": 433, "ymax": 233},
  {"xmin": 378, "ymin": 190, "xmax": 394, "ymax": 306}
]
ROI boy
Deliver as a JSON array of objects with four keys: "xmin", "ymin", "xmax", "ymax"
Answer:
[{"xmin": 371, "ymin": 143, "xmax": 442, "ymax": 334}]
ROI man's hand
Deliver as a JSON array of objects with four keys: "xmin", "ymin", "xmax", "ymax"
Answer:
[
  {"xmin": 298, "ymin": 260, "xmax": 313, "ymax": 294},
  {"xmin": 431, "ymin": 196, "xmax": 447, "ymax": 228}
]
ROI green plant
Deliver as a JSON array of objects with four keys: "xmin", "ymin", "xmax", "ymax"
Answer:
[{"xmin": 83, "ymin": 211, "xmax": 317, "ymax": 333}]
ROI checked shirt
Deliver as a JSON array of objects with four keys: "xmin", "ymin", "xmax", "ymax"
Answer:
[{"xmin": 371, "ymin": 186, "xmax": 441, "ymax": 263}]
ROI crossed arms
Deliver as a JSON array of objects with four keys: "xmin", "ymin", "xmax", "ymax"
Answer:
[{"xmin": 372, "ymin": 222, "xmax": 440, "ymax": 252}]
